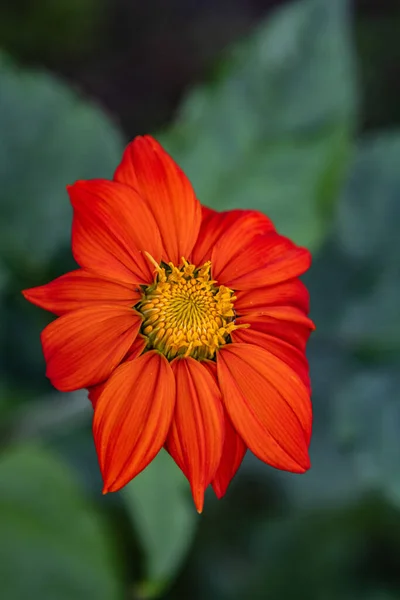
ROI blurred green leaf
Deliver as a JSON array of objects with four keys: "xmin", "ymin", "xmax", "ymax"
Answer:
[
  {"xmin": 199, "ymin": 494, "xmax": 400, "ymax": 600},
  {"xmin": 0, "ymin": 53, "xmax": 124, "ymax": 272},
  {"xmin": 160, "ymin": 0, "xmax": 357, "ymax": 250},
  {"xmin": 0, "ymin": 445, "xmax": 123, "ymax": 600},
  {"xmin": 337, "ymin": 132, "xmax": 400, "ymax": 264},
  {"xmin": 337, "ymin": 264, "xmax": 400, "ymax": 354},
  {"xmin": 246, "ymin": 498, "xmax": 400, "ymax": 600},
  {"xmin": 0, "ymin": 257, "xmax": 9, "ymax": 296},
  {"xmin": 268, "ymin": 339, "xmax": 362, "ymax": 509},
  {"xmin": 335, "ymin": 133, "xmax": 400, "ymax": 353},
  {"xmin": 303, "ymin": 236, "xmax": 363, "ymax": 337},
  {"xmin": 122, "ymin": 450, "xmax": 197, "ymax": 597},
  {"xmin": 1, "ymin": 290, "xmax": 52, "ymax": 391},
  {"xmin": 6, "ymin": 390, "xmax": 91, "ymax": 443},
  {"xmin": 333, "ymin": 368, "xmax": 400, "ymax": 507}
]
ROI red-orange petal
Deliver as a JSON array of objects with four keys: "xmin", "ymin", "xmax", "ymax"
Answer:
[
  {"xmin": 212, "ymin": 230, "xmax": 311, "ymax": 290},
  {"xmin": 88, "ymin": 383, "xmax": 104, "ymax": 409},
  {"xmin": 200, "ymin": 204, "xmax": 216, "ymax": 221},
  {"xmin": 191, "ymin": 208, "xmax": 274, "ymax": 266},
  {"xmin": 88, "ymin": 335, "xmax": 147, "ymax": 409},
  {"xmin": 217, "ymin": 344, "xmax": 312, "ymax": 472},
  {"xmin": 235, "ymin": 278, "xmax": 310, "ymax": 315},
  {"xmin": 22, "ymin": 269, "xmax": 140, "ymax": 316},
  {"xmin": 194, "ymin": 360, "xmax": 247, "ymax": 498},
  {"xmin": 123, "ymin": 334, "xmax": 147, "ymax": 362},
  {"xmin": 93, "ymin": 352, "xmax": 175, "ymax": 492},
  {"xmin": 232, "ymin": 317, "xmax": 310, "ymax": 392},
  {"xmin": 69, "ymin": 179, "xmax": 162, "ymax": 284},
  {"xmin": 166, "ymin": 358, "xmax": 224, "ymax": 513},
  {"xmin": 237, "ymin": 307, "xmax": 315, "ymax": 352},
  {"xmin": 195, "ymin": 359, "xmax": 247, "ymax": 498},
  {"xmin": 212, "ymin": 412, "xmax": 247, "ymax": 499},
  {"xmin": 42, "ymin": 305, "xmax": 142, "ymax": 392},
  {"xmin": 114, "ymin": 136, "xmax": 201, "ymax": 264},
  {"xmin": 199, "ymin": 358, "xmax": 218, "ymax": 379}
]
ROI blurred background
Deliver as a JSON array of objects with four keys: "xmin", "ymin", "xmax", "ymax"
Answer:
[{"xmin": 1, "ymin": 0, "xmax": 400, "ymax": 598}]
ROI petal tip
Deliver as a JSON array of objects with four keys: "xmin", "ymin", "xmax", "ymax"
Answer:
[
  {"xmin": 192, "ymin": 487, "xmax": 205, "ymax": 514},
  {"xmin": 211, "ymin": 482, "xmax": 225, "ymax": 500},
  {"xmin": 102, "ymin": 477, "xmax": 123, "ymax": 494},
  {"xmin": 66, "ymin": 182, "xmax": 78, "ymax": 198},
  {"xmin": 21, "ymin": 286, "xmax": 45, "ymax": 309},
  {"xmin": 286, "ymin": 435, "xmax": 311, "ymax": 474},
  {"xmin": 101, "ymin": 474, "xmax": 116, "ymax": 494},
  {"xmin": 296, "ymin": 452, "xmax": 311, "ymax": 473}
]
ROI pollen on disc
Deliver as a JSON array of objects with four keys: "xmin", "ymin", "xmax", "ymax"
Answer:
[{"xmin": 137, "ymin": 258, "xmax": 246, "ymax": 360}]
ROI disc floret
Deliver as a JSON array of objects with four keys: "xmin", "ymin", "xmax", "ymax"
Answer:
[{"xmin": 138, "ymin": 257, "xmax": 243, "ymax": 360}]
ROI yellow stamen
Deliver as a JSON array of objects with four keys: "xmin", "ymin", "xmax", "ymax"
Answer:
[{"xmin": 136, "ymin": 258, "xmax": 247, "ymax": 360}]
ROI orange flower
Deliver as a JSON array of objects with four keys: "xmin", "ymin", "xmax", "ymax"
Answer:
[{"xmin": 23, "ymin": 135, "xmax": 315, "ymax": 512}]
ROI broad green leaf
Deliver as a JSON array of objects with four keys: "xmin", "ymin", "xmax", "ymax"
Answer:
[
  {"xmin": 270, "ymin": 338, "xmax": 361, "ymax": 509},
  {"xmin": 160, "ymin": 0, "xmax": 357, "ymax": 250},
  {"xmin": 245, "ymin": 499, "xmax": 400, "ymax": 600},
  {"xmin": 0, "ymin": 445, "xmax": 123, "ymax": 600},
  {"xmin": 302, "ymin": 237, "xmax": 363, "ymax": 337},
  {"xmin": 333, "ymin": 368, "xmax": 400, "ymax": 507},
  {"xmin": 0, "ymin": 257, "xmax": 8, "ymax": 297},
  {"xmin": 122, "ymin": 449, "xmax": 197, "ymax": 597},
  {"xmin": 202, "ymin": 494, "xmax": 400, "ymax": 600},
  {"xmin": 6, "ymin": 390, "xmax": 91, "ymax": 442},
  {"xmin": 337, "ymin": 132, "xmax": 400, "ymax": 264},
  {"xmin": 337, "ymin": 264, "xmax": 400, "ymax": 353},
  {"xmin": 335, "ymin": 133, "xmax": 400, "ymax": 352},
  {"xmin": 0, "ymin": 53, "xmax": 124, "ymax": 270}
]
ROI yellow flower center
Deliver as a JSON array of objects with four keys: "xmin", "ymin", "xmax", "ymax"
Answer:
[{"xmin": 137, "ymin": 256, "xmax": 243, "ymax": 360}]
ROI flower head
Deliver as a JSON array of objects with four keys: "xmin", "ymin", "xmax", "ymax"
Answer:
[{"xmin": 23, "ymin": 135, "xmax": 315, "ymax": 512}]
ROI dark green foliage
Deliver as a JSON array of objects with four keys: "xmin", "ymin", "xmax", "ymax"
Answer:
[{"xmin": 1, "ymin": 0, "xmax": 399, "ymax": 598}]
